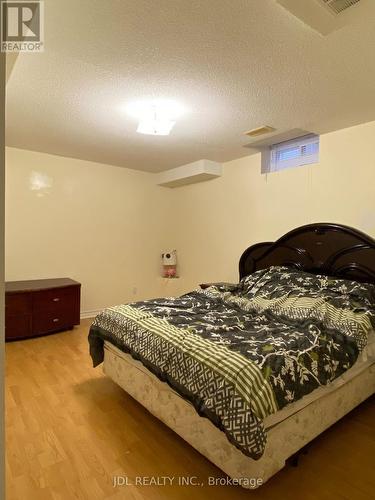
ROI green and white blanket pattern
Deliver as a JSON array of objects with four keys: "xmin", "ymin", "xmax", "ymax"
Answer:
[{"xmin": 89, "ymin": 266, "xmax": 375, "ymax": 459}]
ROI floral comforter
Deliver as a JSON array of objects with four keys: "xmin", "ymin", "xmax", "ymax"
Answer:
[{"xmin": 89, "ymin": 266, "xmax": 375, "ymax": 459}]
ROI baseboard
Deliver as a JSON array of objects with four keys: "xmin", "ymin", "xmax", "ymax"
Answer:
[{"xmin": 80, "ymin": 309, "xmax": 102, "ymax": 320}]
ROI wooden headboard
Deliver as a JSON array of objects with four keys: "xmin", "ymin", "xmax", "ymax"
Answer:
[{"xmin": 239, "ymin": 223, "xmax": 375, "ymax": 284}]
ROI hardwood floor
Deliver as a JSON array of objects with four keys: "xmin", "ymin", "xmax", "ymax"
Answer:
[{"xmin": 5, "ymin": 319, "xmax": 375, "ymax": 500}]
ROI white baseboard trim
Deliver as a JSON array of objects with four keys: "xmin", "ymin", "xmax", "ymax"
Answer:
[{"xmin": 80, "ymin": 309, "xmax": 102, "ymax": 320}]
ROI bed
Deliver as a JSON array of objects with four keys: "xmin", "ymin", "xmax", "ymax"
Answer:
[{"xmin": 88, "ymin": 223, "xmax": 375, "ymax": 488}]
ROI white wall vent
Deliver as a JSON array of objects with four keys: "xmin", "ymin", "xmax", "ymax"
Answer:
[
  {"xmin": 156, "ymin": 160, "xmax": 222, "ymax": 188},
  {"xmin": 319, "ymin": 0, "xmax": 361, "ymax": 15},
  {"xmin": 276, "ymin": 0, "xmax": 365, "ymax": 35}
]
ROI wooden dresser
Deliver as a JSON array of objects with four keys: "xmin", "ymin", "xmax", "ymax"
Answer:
[{"xmin": 5, "ymin": 278, "xmax": 81, "ymax": 341}]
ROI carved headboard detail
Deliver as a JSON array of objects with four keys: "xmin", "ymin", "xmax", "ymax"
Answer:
[{"xmin": 239, "ymin": 223, "xmax": 375, "ymax": 284}]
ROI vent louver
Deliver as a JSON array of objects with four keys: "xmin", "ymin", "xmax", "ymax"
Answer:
[
  {"xmin": 244, "ymin": 126, "xmax": 275, "ymax": 138},
  {"xmin": 277, "ymin": 0, "xmax": 364, "ymax": 35},
  {"xmin": 320, "ymin": 0, "xmax": 361, "ymax": 15}
]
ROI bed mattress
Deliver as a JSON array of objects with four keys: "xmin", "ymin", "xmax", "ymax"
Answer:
[
  {"xmin": 104, "ymin": 332, "xmax": 375, "ymax": 431},
  {"xmin": 103, "ymin": 339, "xmax": 375, "ymax": 486}
]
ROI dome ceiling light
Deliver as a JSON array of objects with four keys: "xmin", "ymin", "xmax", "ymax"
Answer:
[{"xmin": 126, "ymin": 99, "xmax": 186, "ymax": 136}]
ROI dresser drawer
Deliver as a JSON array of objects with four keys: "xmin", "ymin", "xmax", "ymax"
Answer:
[
  {"xmin": 33, "ymin": 310, "xmax": 76, "ymax": 335},
  {"xmin": 5, "ymin": 293, "xmax": 32, "ymax": 317},
  {"xmin": 6, "ymin": 278, "xmax": 81, "ymax": 341},
  {"xmin": 5, "ymin": 315, "xmax": 32, "ymax": 339},
  {"xmin": 33, "ymin": 286, "xmax": 80, "ymax": 312}
]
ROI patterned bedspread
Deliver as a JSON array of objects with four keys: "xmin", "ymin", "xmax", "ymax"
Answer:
[{"xmin": 88, "ymin": 266, "xmax": 375, "ymax": 459}]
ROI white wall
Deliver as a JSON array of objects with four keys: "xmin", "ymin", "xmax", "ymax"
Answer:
[
  {"xmin": 5, "ymin": 120, "xmax": 375, "ymax": 312},
  {"xmin": 169, "ymin": 120, "xmax": 375, "ymax": 294},
  {"xmin": 5, "ymin": 148, "xmax": 172, "ymax": 314}
]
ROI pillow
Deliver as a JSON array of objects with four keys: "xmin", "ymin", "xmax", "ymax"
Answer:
[{"xmin": 240, "ymin": 265, "xmax": 375, "ymax": 326}]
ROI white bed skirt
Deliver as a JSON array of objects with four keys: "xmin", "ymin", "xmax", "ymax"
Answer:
[{"xmin": 103, "ymin": 341, "xmax": 375, "ymax": 488}]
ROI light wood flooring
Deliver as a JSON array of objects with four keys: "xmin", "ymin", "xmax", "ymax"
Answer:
[{"xmin": 5, "ymin": 319, "xmax": 375, "ymax": 500}]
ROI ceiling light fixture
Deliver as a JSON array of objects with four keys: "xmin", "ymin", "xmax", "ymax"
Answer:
[{"xmin": 126, "ymin": 99, "xmax": 185, "ymax": 136}]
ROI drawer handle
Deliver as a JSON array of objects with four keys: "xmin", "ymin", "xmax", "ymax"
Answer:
[
  {"xmin": 52, "ymin": 298, "xmax": 60, "ymax": 302},
  {"xmin": 53, "ymin": 318, "xmax": 59, "ymax": 323}
]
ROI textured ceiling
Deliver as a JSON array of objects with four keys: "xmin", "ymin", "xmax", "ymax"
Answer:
[{"xmin": 6, "ymin": 0, "xmax": 375, "ymax": 172}]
